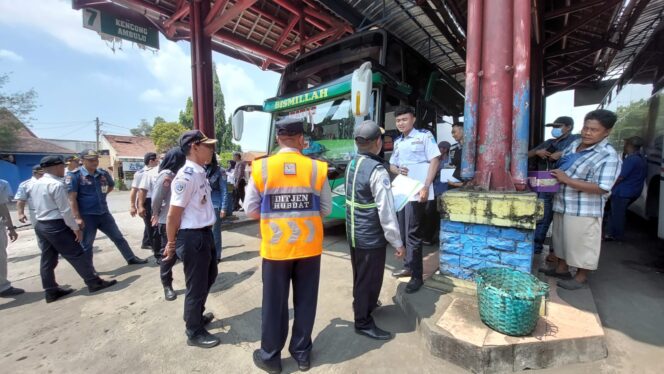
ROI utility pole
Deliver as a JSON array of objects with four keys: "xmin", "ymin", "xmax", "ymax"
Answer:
[{"xmin": 95, "ymin": 117, "xmax": 100, "ymax": 151}]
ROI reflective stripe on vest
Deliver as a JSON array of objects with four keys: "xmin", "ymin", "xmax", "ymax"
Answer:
[{"xmin": 252, "ymin": 152, "xmax": 327, "ymax": 260}]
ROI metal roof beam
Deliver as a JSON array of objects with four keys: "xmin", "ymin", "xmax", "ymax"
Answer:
[
  {"xmin": 544, "ymin": 0, "xmax": 621, "ymax": 49},
  {"xmin": 314, "ymin": 0, "xmax": 368, "ymax": 27},
  {"xmin": 204, "ymin": 0, "xmax": 257, "ymax": 36},
  {"xmin": 544, "ymin": 0, "xmax": 607, "ymax": 20},
  {"xmin": 545, "ymin": 40, "xmax": 616, "ymax": 59},
  {"xmin": 417, "ymin": 0, "xmax": 466, "ymax": 59}
]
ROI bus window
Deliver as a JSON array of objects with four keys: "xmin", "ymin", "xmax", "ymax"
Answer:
[{"xmin": 271, "ymin": 93, "xmax": 376, "ymax": 164}]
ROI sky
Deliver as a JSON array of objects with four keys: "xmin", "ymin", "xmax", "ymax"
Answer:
[
  {"xmin": 0, "ymin": 0, "xmax": 280, "ymax": 151},
  {"xmin": 0, "ymin": 0, "xmax": 608, "ymax": 152}
]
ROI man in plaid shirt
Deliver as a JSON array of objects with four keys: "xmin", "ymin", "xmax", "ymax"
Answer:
[{"xmin": 543, "ymin": 109, "xmax": 621, "ymax": 290}]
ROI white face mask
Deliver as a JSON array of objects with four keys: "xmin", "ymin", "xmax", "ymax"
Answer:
[{"xmin": 551, "ymin": 128, "xmax": 563, "ymax": 138}]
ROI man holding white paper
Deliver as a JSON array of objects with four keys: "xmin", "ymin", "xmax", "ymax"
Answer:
[{"xmin": 389, "ymin": 106, "xmax": 441, "ymax": 293}]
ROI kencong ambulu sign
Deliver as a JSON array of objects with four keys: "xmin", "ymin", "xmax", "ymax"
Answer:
[{"xmin": 82, "ymin": 8, "xmax": 159, "ymax": 50}]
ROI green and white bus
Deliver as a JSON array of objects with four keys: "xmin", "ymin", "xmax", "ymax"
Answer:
[{"xmin": 233, "ymin": 29, "xmax": 464, "ymax": 219}]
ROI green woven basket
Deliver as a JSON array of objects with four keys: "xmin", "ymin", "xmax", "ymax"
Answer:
[{"xmin": 475, "ymin": 267, "xmax": 549, "ymax": 336}]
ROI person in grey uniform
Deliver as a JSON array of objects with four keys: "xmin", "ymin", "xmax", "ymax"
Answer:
[
  {"xmin": 151, "ymin": 147, "xmax": 186, "ymax": 301},
  {"xmin": 1, "ymin": 178, "xmax": 23, "ymax": 298},
  {"xmin": 345, "ymin": 120, "xmax": 406, "ymax": 340},
  {"xmin": 31, "ymin": 156, "xmax": 117, "ymax": 303},
  {"xmin": 162, "ymin": 130, "xmax": 220, "ymax": 349},
  {"xmin": 389, "ymin": 106, "xmax": 441, "ymax": 293},
  {"xmin": 16, "ymin": 164, "xmax": 45, "ymax": 226}
]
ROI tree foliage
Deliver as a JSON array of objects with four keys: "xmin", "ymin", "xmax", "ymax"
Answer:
[
  {"xmin": 130, "ymin": 118, "xmax": 153, "ymax": 137},
  {"xmin": 0, "ymin": 73, "xmax": 38, "ymax": 148},
  {"xmin": 178, "ymin": 97, "xmax": 194, "ymax": 129},
  {"xmin": 608, "ymin": 98, "xmax": 650, "ymax": 148},
  {"xmin": 153, "ymin": 116, "xmax": 166, "ymax": 126},
  {"xmin": 151, "ymin": 121, "xmax": 187, "ymax": 152}
]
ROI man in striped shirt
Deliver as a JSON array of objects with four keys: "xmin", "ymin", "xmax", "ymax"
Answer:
[{"xmin": 543, "ymin": 109, "xmax": 621, "ymax": 290}]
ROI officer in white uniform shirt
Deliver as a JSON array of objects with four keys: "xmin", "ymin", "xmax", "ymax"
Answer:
[
  {"xmin": 16, "ymin": 164, "xmax": 45, "ymax": 225},
  {"xmin": 162, "ymin": 130, "xmax": 220, "ymax": 349},
  {"xmin": 130, "ymin": 152, "xmax": 159, "ymax": 250},
  {"xmin": 388, "ymin": 106, "xmax": 440, "ymax": 294},
  {"xmin": 31, "ymin": 156, "xmax": 117, "ymax": 303}
]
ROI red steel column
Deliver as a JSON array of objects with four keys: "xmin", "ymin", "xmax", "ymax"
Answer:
[
  {"xmin": 190, "ymin": 0, "xmax": 215, "ymax": 138},
  {"xmin": 460, "ymin": 0, "xmax": 482, "ymax": 180},
  {"xmin": 476, "ymin": 0, "xmax": 514, "ymax": 190},
  {"xmin": 511, "ymin": 0, "xmax": 531, "ymax": 190}
]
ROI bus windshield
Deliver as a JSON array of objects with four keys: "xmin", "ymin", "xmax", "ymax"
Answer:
[{"xmin": 270, "ymin": 94, "xmax": 374, "ymax": 165}]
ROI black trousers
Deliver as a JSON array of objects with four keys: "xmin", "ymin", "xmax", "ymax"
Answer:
[
  {"xmin": 350, "ymin": 246, "xmax": 386, "ymax": 329},
  {"xmin": 158, "ymin": 224, "xmax": 178, "ymax": 286},
  {"xmin": 175, "ymin": 228, "xmax": 217, "ymax": 336},
  {"xmin": 397, "ymin": 201, "xmax": 425, "ymax": 280},
  {"xmin": 34, "ymin": 219, "xmax": 100, "ymax": 291},
  {"xmin": 142, "ymin": 198, "xmax": 160, "ymax": 257},
  {"xmin": 259, "ymin": 255, "xmax": 320, "ymax": 364},
  {"xmin": 422, "ymin": 200, "xmax": 439, "ymax": 243}
]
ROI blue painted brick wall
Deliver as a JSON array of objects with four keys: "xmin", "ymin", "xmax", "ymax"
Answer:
[{"xmin": 439, "ymin": 219, "xmax": 534, "ymax": 281}]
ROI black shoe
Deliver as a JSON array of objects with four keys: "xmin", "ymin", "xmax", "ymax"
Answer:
[
  {"xmin": 392, "ymin": 269, "xmax": 412, "ymax": 278},
  {"xmin": 187, "ymin": 329, "xmax": 220, "ymax": 349},
  {"xmin": 127, "ymin": 257, "xmax": 148, "ymax": 265},
  {"xmin": 164, "ymin": 285, "xmax": 176, "ymax": 301},
  {"xmin": 405, "ymin": 278, "xmax": 423, "ymax": 294},
  {"xmin": 296, "ymin": 357, "xmax": 310, "ymax": 371},
  {"xmin": 539, "ymin": 268, "xmax": 573, "ymax": 280},
  {"xmin": 253, "ymin": 349, "xmax": 281, "ymax": 373},
  {"xmin": 0, "ymin": 286, "xmax": 25, "ymax": 297},
  {"xmin": 354, "ymin": 326, "xmax": 393, "ymax": 340},
  {"xmin": 45, "ymin": 288, "xmax": 74, "ymax": 303},
  {"xmin": 141, "ymin": 244, "xmax": 152, "ymax": 250},
  {"xmin": 88, "ymin": 279, "xmax": 118, "ymax": 293},
  {"xmin": 202, "ymin": 312, "xmax": 214, "ymax": 326}
]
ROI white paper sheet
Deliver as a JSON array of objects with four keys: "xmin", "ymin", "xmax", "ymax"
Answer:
[
  {"xmin": 402, "ymin": 163, "xmax": 434, "ymax": 201},
  {"xmin": 391, "ymin": 174, "xmax": 424, "ymax": 211},
  {"xmin": 439, "ymin": 168, "xmax": 460, "ymax": 183}
]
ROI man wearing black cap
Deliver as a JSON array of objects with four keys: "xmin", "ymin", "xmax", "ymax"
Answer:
[
  {"xmin": 31, "ymin": 155, "xmax": 117, "ymax": 303},
  {"xmin": 345, "ymin": 120, "xmax": 405, "ymax": 340},
  {"xmin": 527, "ymin": 116, "xmax": 580, "ymax": 255},
  {"xmin": 66, "ymin": 149, "xmax": 147, "ymax": 267},
  {"xmin": 130, "ymin": 152, "xmax": 159, "ymax": 250},
  {"xmin": 244, "ymin": 117, "xmax": 331, "ymax": 373},
  {"xmin": 162, "ymin": 130, "xmax": 220, "ymax": 348}
]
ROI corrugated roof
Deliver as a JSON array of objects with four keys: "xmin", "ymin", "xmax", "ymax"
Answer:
[
  {"xmin": 0, "ymin": 109, "xmax": 77, "ymax": 155},
  {"xmin": 103, "ymin": 134, "xmax": 156, "ymax": 158}
]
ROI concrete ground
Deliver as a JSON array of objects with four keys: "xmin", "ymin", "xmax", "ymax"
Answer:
[{"xmin": 1, "ymin": 191, "xmax": 663, "ymax": 373}]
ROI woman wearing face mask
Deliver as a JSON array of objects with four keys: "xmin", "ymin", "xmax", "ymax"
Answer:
[{"xmin": 527, "ymin": 117, "xmax": 580, "ymax": 259}]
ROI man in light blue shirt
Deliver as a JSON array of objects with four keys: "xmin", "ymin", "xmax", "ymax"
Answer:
[{"xmin": 388, "ymin": 106, "xmax": 441, "ymax": 293}]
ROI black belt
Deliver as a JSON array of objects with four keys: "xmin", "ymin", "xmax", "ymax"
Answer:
[{"xmin": 180, "ymin": 226, "xmax": 212, "ymax": 232}]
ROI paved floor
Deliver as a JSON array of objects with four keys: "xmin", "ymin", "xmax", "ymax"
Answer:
[{"xmin": 1, "ymin": 191, "xmax": 663, "ymax": 373}]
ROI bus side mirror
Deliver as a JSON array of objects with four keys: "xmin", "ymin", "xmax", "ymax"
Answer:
[
  {"xmin": 232, "ymin": 105, "xmax": 264, "ymax": 141},
  {"xmin": 351, "ymin": 61, "xmax": 372, "ymax": 116},
  {"xmin": 232, "ymin": 110, "xmax": 244, "ymax": 141}
]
